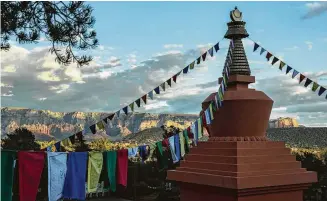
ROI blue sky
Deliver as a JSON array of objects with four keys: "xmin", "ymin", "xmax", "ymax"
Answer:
[{"xmin": 1, "ymin": 1, "xmax": 327, "ymax": 126}]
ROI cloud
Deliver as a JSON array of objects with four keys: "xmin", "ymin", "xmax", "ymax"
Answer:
[
  {"xmin": 163, "ymin": 44, "xmax": 183, "ymax": 49},
  {"xmin": 305, "ymin": 41, "xmax": 313, "ymax": 51},
  {"xmin": 284, "ymin": 46, "xmax": 299, "ymax": 51},
  {"xmin": 302, "ymin": 2, "xmax": 327, "ymax": 19}
]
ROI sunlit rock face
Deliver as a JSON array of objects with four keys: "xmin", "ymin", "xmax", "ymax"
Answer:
[{"xmin": 268, "ymin": 117, "xmax": 300, "ymax": 128}]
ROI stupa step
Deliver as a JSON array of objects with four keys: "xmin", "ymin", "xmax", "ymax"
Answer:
[
  {"xmin": 176, "ymin": 167, "xmax": 307, "ymax": 177},
  {"xmin": 168, "ymin": 170, "xmax": 316, "ymax": 190},
  {"xmin": 179, "ymin": 161, "xmax": 301, "ymax": 172},
  {"xmin": 184, "ymin": 154, "xmax": 296, "ymax": 164},
  {"xmin": 196, "ymin": 141, "xmax": 286, "ymax": 149},
  {"xmin": 189, "ymin": 147, "xmax": 291, "ymax": 156}
]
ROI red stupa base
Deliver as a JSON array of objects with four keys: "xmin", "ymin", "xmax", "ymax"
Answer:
[{"xmin": 167, "ymin": 141, "xmax": 316, "ymax": 201}]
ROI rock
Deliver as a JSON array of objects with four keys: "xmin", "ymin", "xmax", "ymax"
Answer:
[{"xmin": 268, "ymin": 117, "xmax": 299, "ymax": 128}]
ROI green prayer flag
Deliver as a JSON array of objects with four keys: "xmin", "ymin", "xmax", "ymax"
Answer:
[
  {"xmin": 106, "ymin": 151, "xmax": 117, "ymax": 192},
  {"xmin": 129, "ymin": 102, "xmax": 134, "ymax": 112},
  {"xmin": 183, "ymin": 130, "xmax": 190, "ymax": 153},
  {"xmin": 312, "ymin": 82, "xmax": 319, "ymax": 92},
  {"xmin": 97, "ymin": 121, "xmax": 105, "ymax": 130},
  {"xmin": 1, "ymin": 151, "xmax": 16, "ymax": 201},
  {"xmin": 88, "ymin": 152, "xmax": 103, "ymax": 193},
  {"xmin": 190, "ymin": 61, "xmax": 195, "ymax": 69},
  {"xmin": 197, "ymin": 118, "xmax": 203, "ymax": 139},
  {"xmin": 156, "ymin": 142, "xmax": 163, "ymax": 156}
]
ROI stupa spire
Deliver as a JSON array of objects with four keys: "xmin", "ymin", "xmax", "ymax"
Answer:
[{"xmin": 224, "ymin": 7, "xmax": 251, "ymax": 76}]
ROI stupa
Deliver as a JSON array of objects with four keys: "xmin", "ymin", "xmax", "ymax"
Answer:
[{"xmin": 167, "ymin": 7, "xmax": 317, "ymax": 201}]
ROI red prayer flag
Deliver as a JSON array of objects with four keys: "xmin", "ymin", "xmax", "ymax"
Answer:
[
  {"xmin": 18, "ymin": 152, "xmax": 45, "ymax": 201},
  {"xmin": 117, "ymin": 149, "xmax": 128, "ymax": 187},
  {"xmin": 141, "ymin": 95, "xmax": 147, "ymax": 104},
  {"xmin": 172, "ymin": 75, "xmax": 177, "ymax": 83}
]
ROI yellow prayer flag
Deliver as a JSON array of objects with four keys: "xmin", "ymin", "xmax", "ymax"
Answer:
[{"xmin": 88, "ymin": 152, "xmax": 104, "ymax": 193}]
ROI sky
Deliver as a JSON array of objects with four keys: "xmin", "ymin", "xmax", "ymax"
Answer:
[{"xmin": 1, "ymin": 1, "xmax": 327, "ymax": 127}]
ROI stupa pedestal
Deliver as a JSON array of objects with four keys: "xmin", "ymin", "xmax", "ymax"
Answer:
[{"xmin": 167, "ymin": 7, "xmax": 317, "ymax": 201}]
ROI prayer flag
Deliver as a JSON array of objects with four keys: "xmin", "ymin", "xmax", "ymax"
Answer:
[
  {"xmin": 312, "ymin": 82, "xmax": 319, "ymax": 92},
  {"xmin": 108, "ymin": 114, "xmax": 115, "ymax": 120},
  {"xmin": 116, "ymin": 110, "xmax": 120, "ymax": 117},
  {"xmin": 190, "ymin": 61, "xmax": 195, "ymax": 69},
  {"xmin": 136, "ymin": 98, "xmax": 141, "ymax": 107},
  {"xmin": 299, "ymin": 74, "xmax": 306, "ymax": 83},
  {"xmin": 161, "ymin": 82, "xmax": 166, "ymax": 91},
  {"xmin": 54, "ymin": 141, "xmax": 61, "ymax": 152},
  {"xmin": 266, "ymin": 52, "xmax": 272, "ymax": 61},
  {"xmin": 19, "ymin": 152, "xmax": 45, "ymax": 201},
  {"xmin": 61, "ymin": 138, "xmax": 72, "ymax": 147},
  {"xmin": 154, "ymin": 86, "xmax": 160, "ymax": 94},
  {"xmin": 142, "ymin": 94, "xmax": 147, "ymax": 104},
  {"xmin": 106, "ymin": 151, "xmax": 117, "ymax": 192},
  {"xmin": 88, "ymin": 152, "xmax": 103, "ymax": 193},
  {"xmin": 90, "ymin": 124, "xmax": 96, "ymax": 134},
  {"xmin": 179, "ymin": 132, "xmax": 185, "ymax": 157},
  {"xmin": 123, "ymin": 106, "xmax": 128, "ymax": 115},
  {"xmin": 168, "ymin": 136, "xmax": 178, "ymax": 163},
  {"xmin": 208, "ymin": 47, "xmax": 214, "ymax": 57},
  {"xmin": 202, "ymin": 52, "xmax": 207, "ymax": 61},
  {"xmin": 97, "ymin": 121, "xmax": 105, "ymax": 130},
  {"xmin": 205, "ymin": 109, "xmax": 211, "ymax": 125},
  {"xmin": 279, "ymin": 61, "xmax": 286, "ymax": 71},
  {"xmin": 214, "ymin": 42, "xmax": 219, "ymax": 52},
  {"xmin": 253, "ymin": 42, "xmax": 260, "ymax": 52},
  {"xmin": 167, "ymin": 78, "xmax": 172, "ymax": 87},
  {"xmin": 183, "ymin": 66, "xmax": 189, "ymax": 74},
  {"xmin": 209, "ymin": 103, "xmax": 214, "ymax": 120},
  {"xmin": 197, "ymin": 57, "xmax": 201, "ymax": 64},
  {"xmin": 292, "ymin": 70, "xmax": 299, "ymax": 78},
  {"xmin": 260, "ymin": 47, "xmax": 266, "ymax": 55},
  {"xmin": 128, "ymin": 147, "xmax": 138, "ymax": 157},
  {"xmin": 318, "ymin": 86, "xmax": 326, "ymax": 96},
  {"xmin": 117, "ymin": 149, "xmax": 128, "ymax": 187},
  {"xmin": 271, "ymin": 57, "xmax": 279, "ymax": 65},
  {"xmin": 1, "ymin": 151, "xmax": 16, "ymax": 201},
  {"xmin": 103, "ymin": 117, "xmax": 108, "ymax": 124},
  {"xmin": 173, "ymin": 75, "xmax": 177, "ymax": 83},
  {"xmin": 63, "ymin": 152, "xmax": 87, "ymax": 200},
  {"xmin": 197, "ymin": 118, "xmax": 203, "ymax": 139},
  {"xmin": 48, "ymin": 152, "xmax": 67, "ymax": 201},
  {"xmin": 304, "ymin": 78, "xmax": 313, "ymax": 87},
  {"xmin": 286, "ymin": 66, "xmax": 292, "ymax": 74},
  {"xmin": 174, "ymin": 134, "xmax": 181, "ymax": 161},
  {"xmin": 129, "ymin": 102, "xmax": 134, "ymax": 112},
  {"xmin": 148, "ymin": 91, "xmax": 154, "ymax": 100}
]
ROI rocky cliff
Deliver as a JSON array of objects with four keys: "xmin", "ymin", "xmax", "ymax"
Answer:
[
  {"xmin": 1, "ymin": 107, "xmax": 198, "ymax": 141},
  {"xmin": 268, "ymin": 117, "xmax": 300, "ymax": 128}
]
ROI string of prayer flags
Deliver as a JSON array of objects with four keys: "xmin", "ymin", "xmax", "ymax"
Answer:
[
  {"xmin": 252, "ymin": 40, "xmax": 327, "ymax": 98},
  {"xmin": 45, "ymin": 40, "xmax": 224, "ymax": 149}
]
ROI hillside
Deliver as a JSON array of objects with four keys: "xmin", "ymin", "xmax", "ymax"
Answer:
[{"xmin": 1, "ymin": 107, "xmax": 198, "ymax": 141}]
